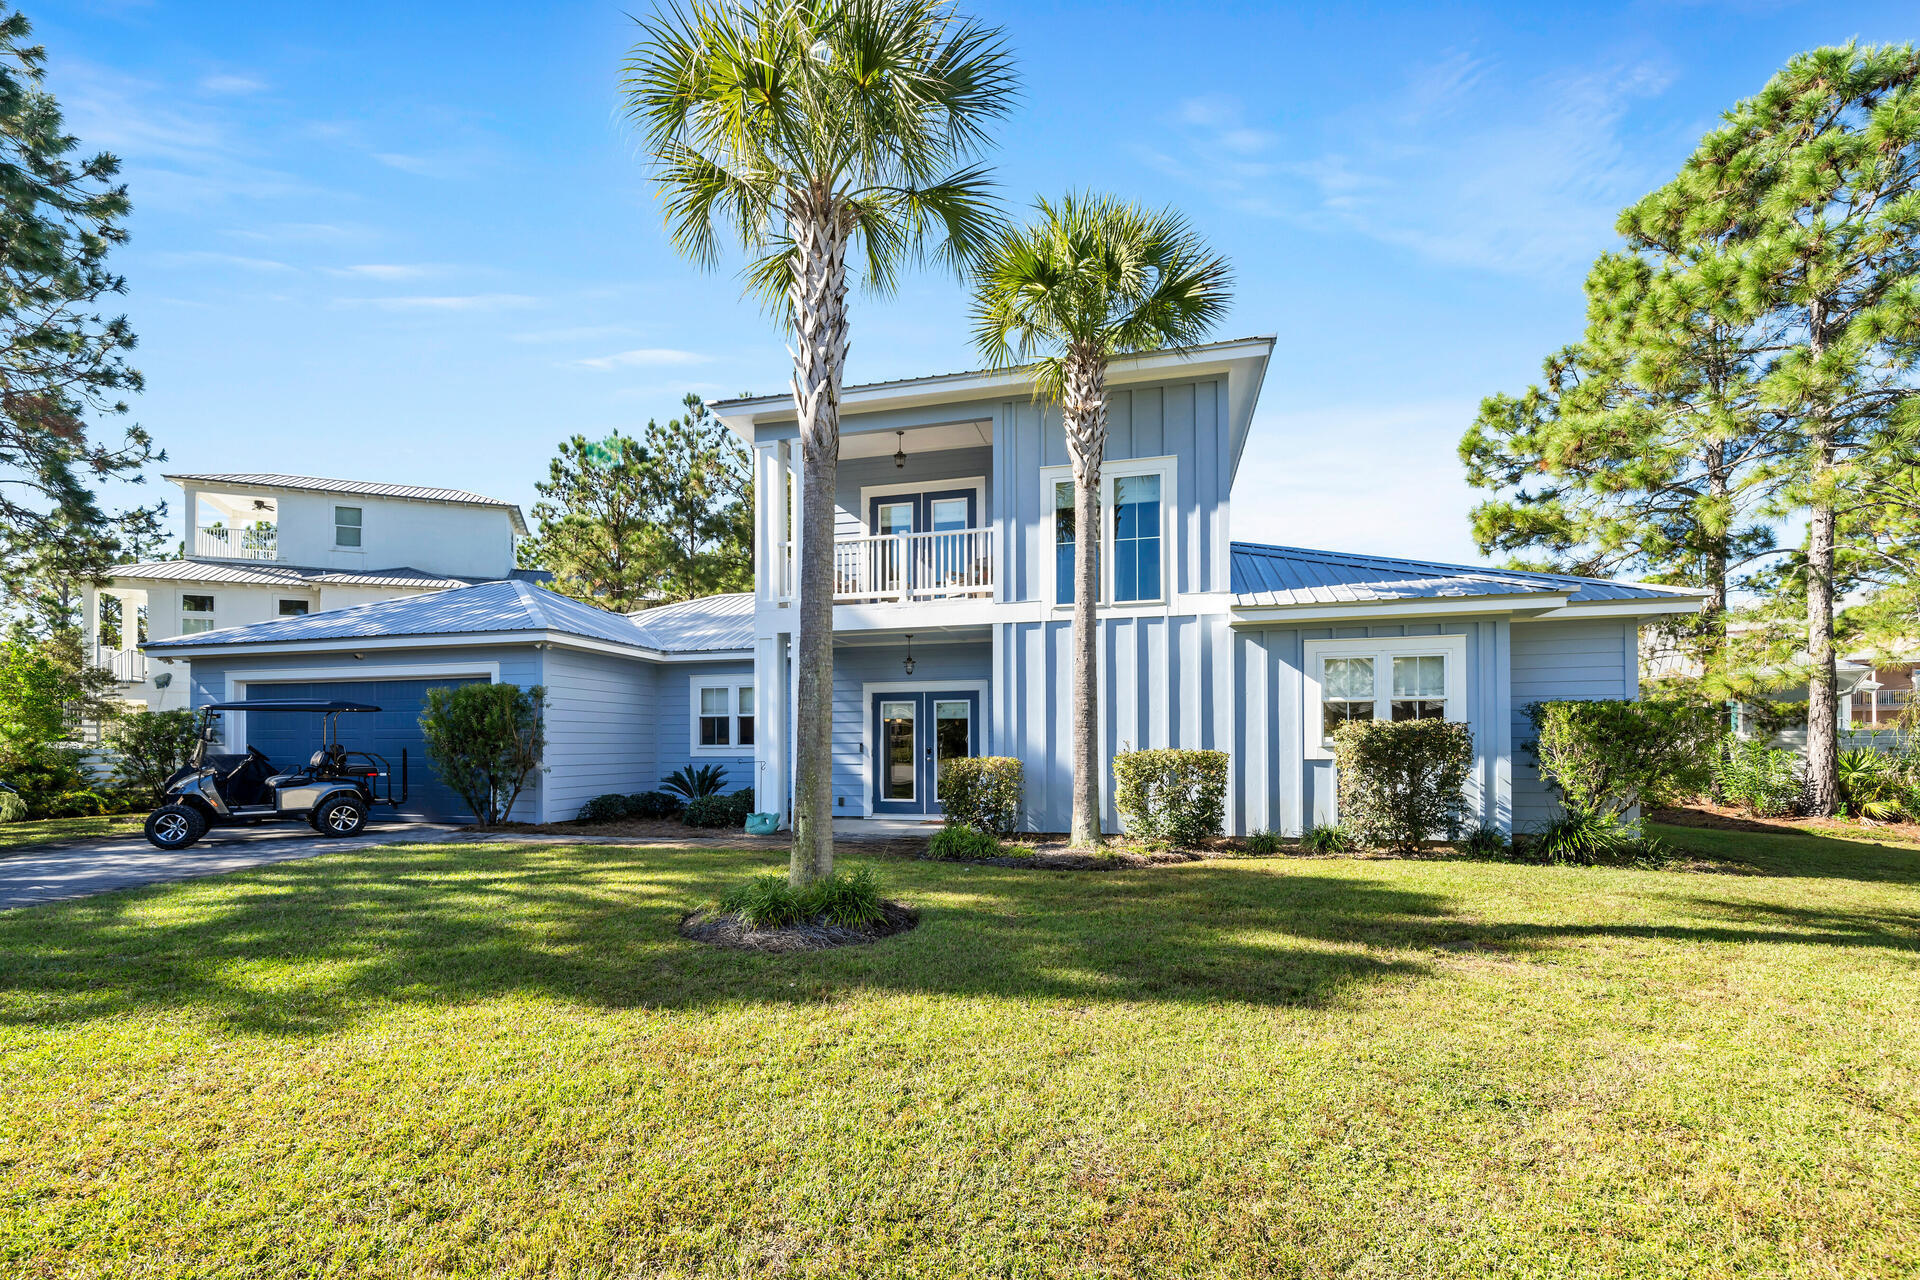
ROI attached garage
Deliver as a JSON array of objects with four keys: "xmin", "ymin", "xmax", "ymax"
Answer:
[{"xmin": 238, "ymin": 677, "xmax": 488, "ymax": 820}]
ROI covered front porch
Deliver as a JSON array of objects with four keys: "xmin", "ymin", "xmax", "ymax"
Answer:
[{"xmin": 750, "ymin": 625, "xmax": 993, "ymax": 828}]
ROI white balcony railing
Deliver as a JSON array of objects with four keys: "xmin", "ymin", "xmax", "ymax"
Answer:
[
  {"xmin": 92, "ymin": 646, "xmax": 149, "ymax": 683},
  {"xmin": 193, "ymin": 527, "xmax": 278, "ymax": 561},
  {"xmin": 780, "ymin": 527, "xmax": 994, "ymax": 604}
]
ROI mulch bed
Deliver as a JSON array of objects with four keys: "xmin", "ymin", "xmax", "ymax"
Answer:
[
  {"xmin": 1650, "ymin": 802, "xmax": 1920, "ymax": 844},
  {"xmin": 679, "ymin": 901, "xmax": 920, "ymax": 952}
]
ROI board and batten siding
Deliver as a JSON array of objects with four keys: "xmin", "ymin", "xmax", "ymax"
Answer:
[
  {"xmin": 657, "ymin": 659, "xmax": 756, "ymax": 797},
  {"xmin": 1509, "ymin": 619, "xmax": 1640, "ymax": 828},
  {"xmin": 540, "ymin": 647, "xmax": 658, "ymax": 822},
  {"xmin": 1232, "ymin": 619, "xmax": 1512, "ymax": 836},
  {"xmin": 993, "ymin": 378, "xmax": 1233, "ymax": 605},
  {"xmin": 833, "ymin": 641, "xmax": 990, "ymax": 813}
]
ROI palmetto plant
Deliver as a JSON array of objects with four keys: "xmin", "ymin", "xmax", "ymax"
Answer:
[
  {"xmin": 623, "ymin": 0, "xmax": 1017, "ymax": 886},
  {"xmin": 662, "ymin": 763, "xmax": 730, "ymax": 800},
  {"xmin": 970, "ymin": 193, "xmax": 1232, "ymax": 846}
]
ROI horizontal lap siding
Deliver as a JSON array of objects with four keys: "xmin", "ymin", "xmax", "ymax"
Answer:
[
  {"xmin": 832, "ymin": 642, "xmax": 990, "ymax": 813},
  {"xmin": 658, "ymin": 660, "xmax": 755, "ymax": 796},
  {"xmin": 833, "ymin": 447, "xmax": 993, "ymax": 539},
  {"xmin": 1510, "ymin": 619, "xmax": 1638, "ymax": 828},
  {"xmin": 541, "ymin": 649, "xmax": 656, "ymax": 821}
]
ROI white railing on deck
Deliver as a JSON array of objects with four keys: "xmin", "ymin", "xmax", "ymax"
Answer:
[
  {"xmin": 92, "ymin": 646, "xmax": 148, "ymax": 683},
  {"xmin": 778, "ymin": 527, "xmax": 994, "ymax": 604},
  {"xmin": 193, "ymin": 527, "xmax": 278, "ymax": 560}
]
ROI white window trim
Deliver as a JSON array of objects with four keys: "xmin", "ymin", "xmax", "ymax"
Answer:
[
  {"xmin": 689, "ymin": 674, "xmax": 755, "ymax": 757},
  {"xmin": 179, "ymin": 591, "xmax": 217, "ymax": 636},
  {"xmin": 1039, "ymin": 454, "xmax": 1178, "ymax": 611},
  {"xmin": 857, "ymin": 678, "xmax": 990, "ymax": 817},
  {"xmin": 857, "ymin": 475, "xmax": 987, "ymax": 535},
  {"xmin": 334, "ymin": 504, "xmax": 363, "ymax": 549},
  {"xmin": 1302, "ymin": 634, "xmax": 1468, "ymax": 761}
]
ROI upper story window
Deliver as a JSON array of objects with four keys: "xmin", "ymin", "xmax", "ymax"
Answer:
[
  {"xmin": 692, "ymin": 678, "xmax": 754, "ymax": 755},
  {"xmin": 1303, "ymin": 635, "xmax": 1467, "ymax": 760},
  {"xmin": 278, "ymin": 599, "xmax": 309, "ymax": 617},
  {"xmin": 1045, "ymin": 457, "xmax": 1173, "ymax": 608},
  {"xmin": 180, "ymin": 594, "xmax": 216, "ymax": 634},
  {"xmin": 334, "ymin": 506, "xmax": 362, "ymax": 548}
]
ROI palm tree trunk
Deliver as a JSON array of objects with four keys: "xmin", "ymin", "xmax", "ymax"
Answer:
[
  {"xmin": 787, "ymin": 196, "xmax": 849, "ymax": 884},
  {"xmin": 1064, "ymin": 348, "xmax": 1107, "ymax": 847}
]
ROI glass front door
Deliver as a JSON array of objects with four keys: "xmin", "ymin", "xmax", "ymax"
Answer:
[{"xmin": 870, "ymin": 689, "xmax": 980, "ymax": 815}]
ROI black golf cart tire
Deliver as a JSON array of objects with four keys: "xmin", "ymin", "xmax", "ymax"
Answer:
[
  {"xmin": 146, "ymin": 804, "xmax": 207, "ymax": 850},
  {"xmin": 315, "ymin": 795, "xmax": 368, "ymax": 837}
]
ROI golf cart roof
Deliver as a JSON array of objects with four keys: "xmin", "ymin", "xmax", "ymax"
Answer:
[{"xmin": 199, "ymin": 700, "xmax": 383, "ymax": 713}]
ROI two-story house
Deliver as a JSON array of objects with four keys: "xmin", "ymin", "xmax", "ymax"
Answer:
[
  {"xmin": 92, "ymin": 473, "xmax": 533, "ymax": 712},
  {"xmin": 142, "ymin": 340, "xmax": 1703, "ymax": 827}
]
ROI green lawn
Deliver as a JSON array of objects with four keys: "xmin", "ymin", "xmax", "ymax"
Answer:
[
  {"xmin": 1, "ymin": 824, "xmax": 1916, "ymax": 1278},
  {"xmin": 0, "ymin": 812, "xmax": 144, "ymax": 852}
]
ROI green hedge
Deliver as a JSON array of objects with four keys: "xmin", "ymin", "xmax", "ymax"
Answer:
[
  {"xmin": 1332, "ymin": 719, "xmax": 1474, "ymax": 851},
  {"xmin": 937, "ymin": 756, "xmax": 1023, "ymax": 835},
  {"xmin": 1111, "ymin": 749, "xmax": 1228, "ymax": 847},
  {"xmin": 1526, "ymin": 699, "xmax": 1717, "ymax": 819},
  {"xmin": 683, "ymin": 788, "xmax": 754, "ymax": 829}
]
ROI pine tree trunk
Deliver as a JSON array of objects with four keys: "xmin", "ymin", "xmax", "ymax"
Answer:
[
  {"xmin": 787, "ymin": 194, "xmax": 849, "ymax": 884},
  {"xmin": 1804, "ymin": 435, "xmax": 1840, "ymax": 817},
  {"xmin": 1063, "ymin": 349, "xmax": 1107, "ymax": 848},
  {"xmin": 1704, "ymin": 443, "xmax": 1732, "ymax": 730}
]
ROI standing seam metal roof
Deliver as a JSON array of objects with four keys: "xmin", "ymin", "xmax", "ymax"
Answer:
[{"xmin": 1229, "ymin": 542, "xmax": 1703, "ymax": 607}]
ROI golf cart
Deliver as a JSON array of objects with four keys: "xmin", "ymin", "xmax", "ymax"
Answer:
[{"xmin": 144, "ymin": 700, "xmax": 408, "ymax": 850}]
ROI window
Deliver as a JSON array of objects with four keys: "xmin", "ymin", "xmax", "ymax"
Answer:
[
  {"xmin": 875, "ymin": 501, "xmax": 914, "ymax": 538},
  {"xmin": 690, "ymin": 678, "xmax": 755, "ymax": 755},
  {"xmin": 277, "ymin": 599, "xmax": 309, "ymax": 617},
  {"xmin": 1303, "ymin": 635, "xmax": 1467, "ymax": 759},
  {"xmin": 334, "ymin": 505, "xmax": 362, "ymax": 548},
  {"xmin": 1042, "ymin": 458, "xmax": 1173, "ymax": 608},
  {"xmin": 180, "ymin": 594, "xmax": 215, "ymax": 635}
]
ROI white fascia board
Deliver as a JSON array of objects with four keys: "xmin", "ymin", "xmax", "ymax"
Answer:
[
  {"xmin": 1533, "ymin": 597, "xmax": 1707, "ymax": 620},
  {"xmin": 144, "ymin": 629, "xmax": 751, "ymax": 665},
  {"xmin": 1228, "ymin": 592, "xmax": 1574, "ymax": 626}
]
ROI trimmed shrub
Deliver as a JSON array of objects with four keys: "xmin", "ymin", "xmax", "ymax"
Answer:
[
  {"xmin": 419, "ymin": 683, "xmax": 546, "ymax": 826},
  {"xmin": 576, "ymin": 793, "xmax": 629, "ymax": 823},
  {"xmin": 1710, "ymin": 735, "xmax": 1802, "ymax": 817},
  {"xmin": 1527, "ymin": 699, "xmax": 1718, "ymax": 819},
  {"xmin": 1332, "ymin": 719, "xmax": 1475, "ymax": 851},
  {"xmin": 1459, "ymin": 825, "xmax": 1511, "ymax": 858},
  {"xmin": 663, "ymin": 764, "xmax": 728, "ymax": 800},
  {"xmin": 683, "ymin": 788, "xmax": 753, "ymax": 829},
  {"xmin": 928, "ymin": 825, "xmax": 1002, "ymax": 861},
  {"xmin": 715, "ymin": 867, "xmax": 885, "ymax": 929},
  {"xmin": 1244, "ymin": 829, "xmax": 1284, "ymax": 855},
  {"xmin": 937, "ymin": 756, "xmax": 1023, "ymax": 835},
  {"xmin": 625, "ymin": 790, "xmax": 683, "ymax": 819},
  {"xmin": 1300, "ymin": 823, "xmax": 1355, "ymax": 854},
  {"xmin": 1111, "ymin": 749, "xmax": 1229, "ymax": 847}
]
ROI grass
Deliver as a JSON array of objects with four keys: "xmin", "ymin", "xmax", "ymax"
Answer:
[
  {"xmin": 0, "ymin": 822, "xmax": 1916, "ymax": 1277},
  {"xmin": 0, "ymin": 812, "xmax": 144, "ymax": 852}
]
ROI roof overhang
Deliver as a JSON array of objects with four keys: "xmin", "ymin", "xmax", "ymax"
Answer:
[
  {"xmin": 163, "ymin": 473, "xmax": 529, "ymax": 536},
  {"xmin": 143, "ymin": 629, "xmax": 753, "ymax": 665},
  {"xmin": 1227, "ymin": 589, "xmax": 1706, "ymax": 626}
]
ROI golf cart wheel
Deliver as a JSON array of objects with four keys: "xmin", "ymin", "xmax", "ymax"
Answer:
[
  {"xmin": 145, "ymin": 804, "xmax": 207, "ymax": 850},
  {"xmin": 316, "ymin": 795, "xmax": 368, "ymax": 837}
]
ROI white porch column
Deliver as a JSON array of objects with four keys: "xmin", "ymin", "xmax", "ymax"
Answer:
[{"xmin": 754, "ymin": 630, "xmax": 791, "ymax": 825}]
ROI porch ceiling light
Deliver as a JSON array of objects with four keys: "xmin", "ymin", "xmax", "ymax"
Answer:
[
  {"xmin": 893, "ymin": 430, "xmax": 906, "ymax": 469},
  {"xmin": 903, "ymin": 633, "xmax": 915, "ymax": 676}
]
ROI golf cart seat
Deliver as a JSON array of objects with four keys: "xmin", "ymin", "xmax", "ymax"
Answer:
[{"xmin": 265, "ymin": 745, "xmax": 349, "ymax": 789}]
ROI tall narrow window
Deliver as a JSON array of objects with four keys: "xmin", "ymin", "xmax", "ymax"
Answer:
[
  {"xmin": 698, "ymin": 686, "xmax": 731, "ymax": 746},
  {"xmin": 180, "ymin": 594, "xmax": 216, "ymax": 635},
  {"xmin": 1053, "ymin": 481, "xmax": 1078, "ymax": 605},
  {"xmin": 1321, "ymin": 656, "xmax": 1375, "ymax": 744},
  {"xmin": 737, "ymin": 685, "xmax": 755, "ymax": 747},
  {"xmin": 1111, "ymin": 473, "xmax": 1162, "ymax": 602},
  {"xmin": 1391, "ymin": 655, "xmax": 1447, "ymax": 721},
  {"xmin": 334, "ymin": 505, "xmax": 363, "ymax": 548}
]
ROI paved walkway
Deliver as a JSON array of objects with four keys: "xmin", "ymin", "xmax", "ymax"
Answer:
[{"xmin": 0, "ymin": 823, "xmax": 462, "ymax": 910}]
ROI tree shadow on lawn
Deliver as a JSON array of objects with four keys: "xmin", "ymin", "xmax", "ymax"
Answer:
[
  {"xmin": 1650, "ymin": 818, "xmax": 1920, "ymax": 885},
  {"xmin": 1, "ymin": 842, "xmax": 1914, "ymax": 1039}
]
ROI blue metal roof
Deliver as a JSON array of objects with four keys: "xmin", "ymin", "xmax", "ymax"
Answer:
[
  {"xmin": 1229, "ymin": 542, "xmax": 1702, "ymax": 608},
  {"xmin": 628, "ymin": 593, "xmax": 755, "ymax": 653}
]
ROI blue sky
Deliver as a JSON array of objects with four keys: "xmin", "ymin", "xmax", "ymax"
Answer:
[{"xmin": 45, "ymin": 0, "xmax": 1920, "ymax": 566}]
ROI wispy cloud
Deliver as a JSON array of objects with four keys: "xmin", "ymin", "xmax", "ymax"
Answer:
[
  {"xmin": 1145, "ymin": 51, "xmax": 1676, "ymax": 276},
  {"xmin": 151, "ymin": 249, "xmax": 295, "ymax": 272},
  {"xmin": 342, "ymin": 293, "xmax": 540, "ymax": 312},
  {"xmin": 575, "ymin": 347, "xmax": 713, "ymax": 370},
  {"xmin": 510, "ymin": 324, "xmax": 643, "ymax": 345},
  {"xmin": 326, "ymin": 263, "xmax": 444, "ymax": 280},
  {"xmin": 199, "ymin": 72, "xmax": 267, "ymax": 95}
]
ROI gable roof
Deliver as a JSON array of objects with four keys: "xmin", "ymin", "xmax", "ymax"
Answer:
[
  {"xmin": 164, "ymin": 472, "xmax": 528, "ymax": 535},
  {"xmin": 143, "ymin": 580, "xmax": 754, "ymax": 658},
  {"xmin": 1229, "ymin": 542, "xmax": 1703, "ymax": 610}
]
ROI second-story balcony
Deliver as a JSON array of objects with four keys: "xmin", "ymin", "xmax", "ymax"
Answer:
[
  {"xmin": 779, "ymin": 527, "xmax": 995, "ymax": 604},
  {"xmin": 193, "ymin": 526, "xmax": 279, "ymax": 561},
  {"xmin": 92, "ymin": 646, "xmax": 149, "ymax": 683}
]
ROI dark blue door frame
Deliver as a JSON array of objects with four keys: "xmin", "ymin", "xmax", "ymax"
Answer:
[
  {"xmin": 869, "ymin": 689, "xmax": 981, "ymax": 816},
  {"xmin": 865, "ymin": 487, "xmax": 979, "ymax": 536}
]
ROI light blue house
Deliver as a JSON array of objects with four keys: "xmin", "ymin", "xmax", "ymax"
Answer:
[{"xmin": 145, "ymin": 337, "xmax": 1702, "ymax": 830}]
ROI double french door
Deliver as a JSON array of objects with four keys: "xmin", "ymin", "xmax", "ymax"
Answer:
[{"xmin": 870, "ymin": 689, "xmax": 980, "ymax": 816}]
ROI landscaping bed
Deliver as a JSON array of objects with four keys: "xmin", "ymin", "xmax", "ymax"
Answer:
[{"xmin": 680, "ymin": 899, "xmax": 919, "ymax": 951}]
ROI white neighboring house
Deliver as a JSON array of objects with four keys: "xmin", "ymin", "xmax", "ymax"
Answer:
[{"xmin": 87, "ymin": 473, "xmax": 534, "ymax": 712}]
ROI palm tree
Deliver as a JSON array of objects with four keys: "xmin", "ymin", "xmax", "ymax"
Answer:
[
  {"xmin": 971, "ymin": 193, "xmax": 1232, "ymax": 847},
  {"xmin": 623, "ymin": 0, "xmax": 1016, "ymax": 886}
]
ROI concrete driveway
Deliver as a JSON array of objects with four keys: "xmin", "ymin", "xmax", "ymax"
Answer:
[{"xmin": 0, "ymin": 822, "xmax": 462, "ymax": 910}]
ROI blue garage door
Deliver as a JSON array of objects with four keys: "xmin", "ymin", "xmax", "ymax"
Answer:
[{"xmin": 240, "ymin": 678, "xmax": 488, "ymax": 821}]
